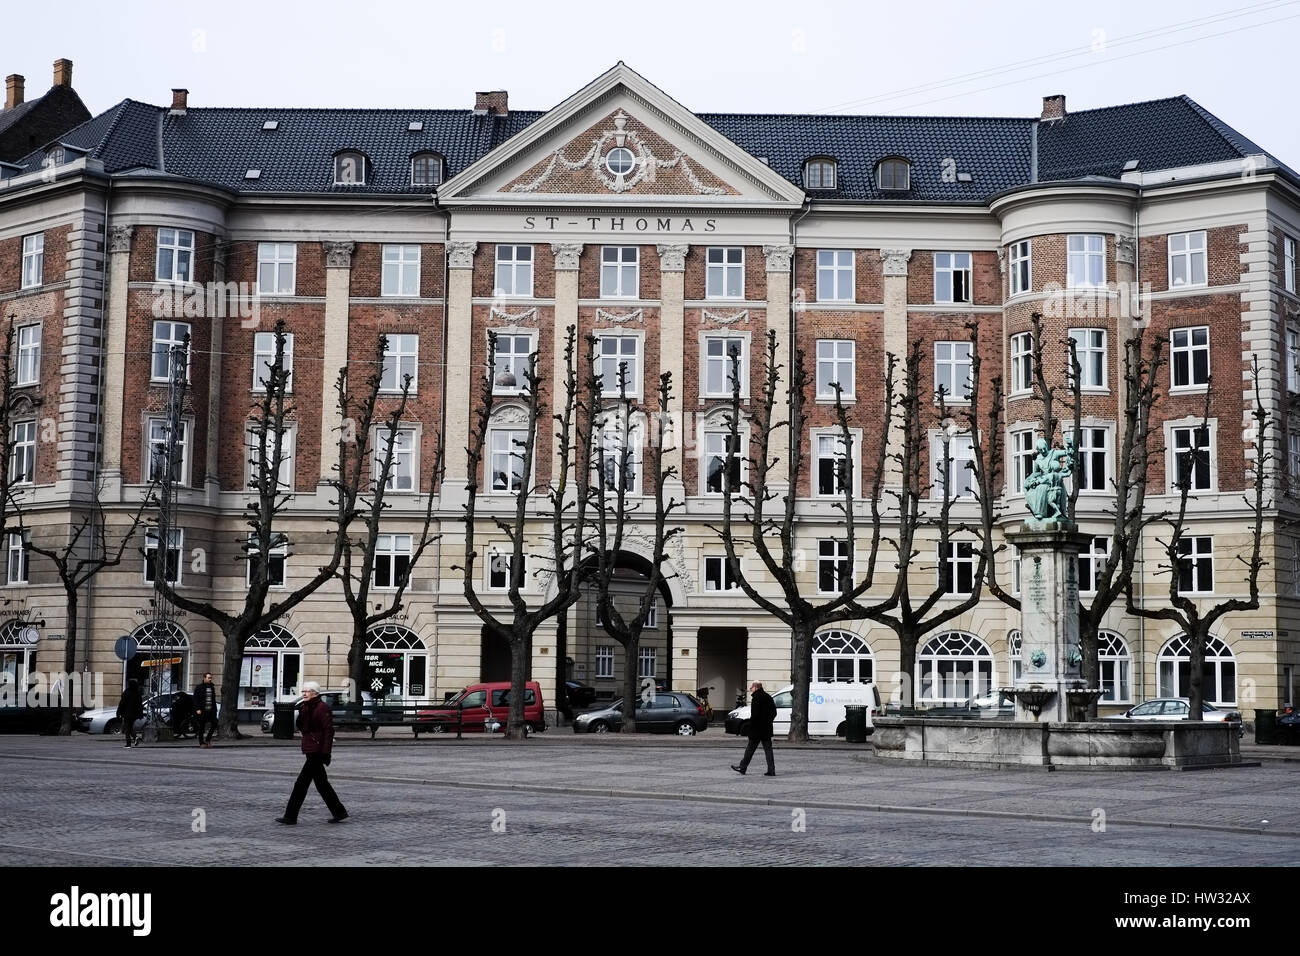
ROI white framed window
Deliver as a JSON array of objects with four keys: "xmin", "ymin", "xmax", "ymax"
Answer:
[
  {"xmin": 706, "ymin": 247, "xmax": 744, "ymax": 300},
  {"xmin": 144, "ymin": 528, "xmax": 183, "ymax": 585},
  {"xmin": 14, "ymin": 325, "xmax": 40, "ymax": 386},
  {"xmin": 814, "ymin": 431, "xmax": 858, "ymax": 498},
  {"xmin": 334, "ymin": 151, "xmax": 366, "ymax": 185},
  {"xmin": 815, "ymin": 339, "xmax": 855, "ymax": 400},
  {"xmin": 1008, "ymin": 630, "xmax": 1022, "ymax": 683},
  {"xmin": 637, "ymin": 647, "xmax": 658, "ymax": 680},
  {"xmin": 917, "ymin": 631, "xmax": 993, "ymax": 704},
  {"xmin": 247, "ymin": 534, "xmax": 287, "ymax": 588},
  {"xmin": 1176, "ymin": 536, "xmax": 1214, "ymax": 594},
  {"xmin": 1288, "ymin": 328, "xmax": 1300, "ymax": 393},
  {"xmin": 1159, "ymin": 634, "xmax": 1235, "ymax": 705},
  {"xmin": 595, "ymin": 334, "xmax": 642, "ymax": 399},
  {"xmin": 1098, "ymin": 632, "xmax": 1132, "ymax": 704},
  {"xmin": 1068, "ymin": 328, "xmax": 1106, "ymax": 390},
  {"xmin": 488, "ymin": 549, "xmax": 526, "ymax": 591},
  {"xmin": 817, "ymin": 539, "xmax": 852, "ymax": 594},
  {"xmin": 488, "ymin": 427, "xmax": 529, "ymax": 493},
  {"xmin": 1009, "ymin": 239, "xmax": 1031, "ymax": 295},
  {"xmin": 703, "ymin": 335, "xmax": 749, "ymax": 398},
  {"xmin": 151, "ymin": 321, "xmax": 191, "ymax": 383},
  {"xmin": 933, "ymin": 433, "xmax": 976, "ymax": 500},
  {"xmin": 494, "ymin": 245, "xmax": 533, "ymax": 297},
  {"xmin": 1170, "ymin": 326, "xmax": 1210, "ymax": 389},
  {"xmin": 1011, "ymin": 548, "xmax": 1022, "ymax": 597},
  {"xmin": 600, "ymin": 246, "xmax": 639, "ymax": 298},
  {"xmin": 252, "ymin": 332, "xmax": 294, "ymax": 392},
  {"xmin": 934, "ymin": 252, "xmax": 972, "ymax": 304},
  {"xmin": 1067, "ymin": 234, "xmax": 1105, "ymax": 288},
  {"xmin": 933, "ymin": 341, "xmax": 971, "ymax": 402},
  {"xmin": 381, "ymin": 334, "xmax": 419, "ymax": 393},
  {"xmin": 1010, "ymin": 429, "xmax": 1035, "ymax": 494},
  {"xmin": 702, "ymin": 430, "xmax": 744, "ymax": 496},
  {"xmin": 813, "ymin": 630, "xmax": 874, "ymax": 684},
  {"xmin": 148, "ymin": 417, "xmax": 191, "ymax": 486},
  {"xmin": 1077, "ymin": 536, "xmax": 1110, "ymax": 595},
  {"xmin": 382, "ymin": 245, "xmax": 421, "ymax": 297},
  {"xmin": 373, "ymin": 534, "xmax": 412, "ymax": 590},
  {"xmin": 374, "ymin": 426, "xmax": 416, "ymax": 492},
  {"xmin": 155, "ymin": 228, "xmax": 195, "ymax": 283},
  {"xmin": 1170, "ymin": 424, "xmax": 1213, "ymax": 492},
  {"xmin": 598, "ymin": 416, "xmax": 641, "ymax": 496},
  {"xmin": 257, "ymin": 243, "xmax": 296, "ymax": 295},
  {"xmin": 1073, "ymin": 426, "xmax": 1109, "ymax": 492},
  {"xmin": 816, "ymin": 250, "xmax": 854, "ymax": 302},
  {"xmin": 804, "ymin": 159, "xmax": 837, "ymax": 189},
  {"xmin": 246, "ymin": 423, "xmax": 294, "ymax": 491},
  {"xmin": 877, "ymin": 158, "xmax": 910, "ymax": 191},
  {"xmin": 1286, "ymin": 235, "xmax": 1297, "ymax": 294},
  {"xmin": 20, "ymin": 234, "xmax": 43, "ymax": 289},
  {"xmin": 645, "ymin": 598, "xmax": 658, "ymax": 629},
  {"xmin": 6, "ymin": 532, "xmax": 28, "ymax": 585},
  {"xmin": 940, "ymin": 541, "xmax": 976, "ymax": 595},
  {"xmin": 10, "ymin": 420, "xmax": 35, "ymax": 485},
  {"xmin": 595, "ymin": 646, "xmax": 614, "ymax": 679},
  {"xmin": 1010, "ymin": 331, "xmax": 1033, "ymax": 394},
  {"xmin": 1289, "ymin": 430, "xmax": 1300, "ymax": 495},
  {"xmin": 491, "ymin": 332, "xmax": 535, "ymax": 395},
  {"xmin": 703, "ymin": 555, "xmax": 740, "ymax": 591},
  {"xmin": 410, "ymin": 154, "xmax": 443, "ymax": 187},
  {"xmin": 1168, "ymin": 231, "xmax": 1207, "ymax": 288}
]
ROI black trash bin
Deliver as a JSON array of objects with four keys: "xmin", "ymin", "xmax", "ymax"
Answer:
[
  {"xmin": 844, "ymin": 704, "xmax": 869, "ymax": 744},
  {"xmin": 273, "ymin": 701, "xmax": 296, "ymax": 740},
  {"xmin": 1255, "ymin": 709, "xmax": 1277, "ymax": 745}
]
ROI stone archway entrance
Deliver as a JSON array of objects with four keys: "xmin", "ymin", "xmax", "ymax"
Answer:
[{"xmin": 696, "ymin": 627, "xmax": 747, "ymax": 718}]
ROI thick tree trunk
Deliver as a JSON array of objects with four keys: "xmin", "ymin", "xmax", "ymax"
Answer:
[
  {"xmin": 218, "ymin": 625, "xmax": 245, "ymax": 739},
  {"xmin": 620, "ymin": 633, "xmax": 640, "ymax": 734},
  {"xmin": 506, "ymin": 630, "xmax": 530, "ymax": 740},
  {"xmin": 1187, "ymin": 627, "xmax": 1205, "ymax": 721},
  {"xmin": 788, "ymin": 621, "xmax": 813, "ymax": 742},
  {"xmin": 58, "ymin": 588, "xmax": 78, "ymax": 735},
  {"xmin": 898, "ymin": 632, "xmax": 918, "ymax": 710},
  {"xmin": 347, "ymin": 621, "xmax": 368, "ymax": 699},
  {"xmin": 1079, "ymin": 618, "xmax": 1099, "ymax": 719}
]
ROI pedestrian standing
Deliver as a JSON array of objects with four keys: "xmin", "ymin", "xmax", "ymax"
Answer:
[
  {"xmin": 194, "ymin": 673, "xmax": 218, "ymax": 748},
  {"xmin": 116, "ymin": 679, "xmax": 144, "ymax": 748},
  {"xmin": 732, "ymin": 681, "xmax": 776, "ymax": 776},
  {"xmin": 277, "ymin": 681, "xmax": 348, "ymax": 825}
]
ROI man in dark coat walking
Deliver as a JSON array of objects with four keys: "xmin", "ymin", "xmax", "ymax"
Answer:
[
  {"xmin": 732, "ymin": 681, "xmax": 776, "ymax": 776},
  {"xmin": 277, "ymin": 682, "xmax": 348, "ymax": 824},
  {"xmin": 194, "ymin": 673, "xmax": 218, "ymax": 747},
  {"xmin": 116, "ymin": 679, "xmax": 144, "ymax": 748}
]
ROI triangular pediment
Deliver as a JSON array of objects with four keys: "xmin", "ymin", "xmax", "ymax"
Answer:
[{"xmin": 439, "ymin": 63, "xmax": 804, "ymax": 208}]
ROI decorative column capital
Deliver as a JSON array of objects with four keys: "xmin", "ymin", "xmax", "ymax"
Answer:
[
  {"xmin": 1116, "ymin": 234, "xmax": 1136, "ymax": 265},
  {"xmin": 551, "ymin": 242, "xmax": 584, "ymax": 271},
  {"xmin": 323, "ymin": 240, "xmax": 355, "ymax": 269},
  {"xmin": 762, "ymin": 244, "xmax": 794, "ymax": 273},
  {"xmin": 880, "ymin": 248, "xmax": 912, "ymax": 277},
  {"xmin": 656, "ymin": 243, "xmax": 689, "ymax": 272},
  {"xmin": 108, "ymin": 225, "xmax": 134, "ymax": 254},
  {"xmin": 447, "ymin": 241, "xmax": 478, "ymax": 269}
]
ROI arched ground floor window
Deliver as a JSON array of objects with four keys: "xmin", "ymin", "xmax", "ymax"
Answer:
[
  {"xmin": 365, "ymin": 625, "xmax": 429, "ymax": 701},
  {"xmin": 917, "ymin": 631, "xmax": 993, "ymax": 704},
  {"xmin": 240, "ymin": 624, "xmax": 301, "ymax": 709},
  {"xmin": 1158, "ymin": 633, "xmax": 1236, "ymax": 706},
  {"xmin": 1098, "ymin": 631, "xmax": 1133, "ymax": 704},
  {"xmin": 126, "ymin": 621, "xmax": 189, "ymax": 698},
  {"xmin": 813, "ymin": 630, "xmax": 874, "ymax": 683}
]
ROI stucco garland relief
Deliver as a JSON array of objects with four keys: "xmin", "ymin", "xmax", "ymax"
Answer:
[
  {"xmin": 703, "ymin": 309, "xmax": 749, "ymax": 326},
  {"xmin": 489, "ymin": 307, "xmax": 539, "ymax": 325},
  {"xmin": 595, "ymin": 308, "xmax": 644, "ymax": 324}
]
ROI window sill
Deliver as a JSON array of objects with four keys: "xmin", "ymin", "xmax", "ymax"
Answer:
[
  {"xmin": 1168, "ymin": 385, "xmax": 1209, "ymax": 395},
  {"xmin": 815, "ymin": 395, "xmax": 856, "ymax": 404},
  {"xmin": 814, "ymin": 299, "xmax": 856, "ymax": 306},
  {"xmin": 932, "ymin": 300, "xmax": 974, "ymax": 307},
  {"xmin": 256, "ymin": 290, "xmax": 298, "ymax": 298},
  {"xmin": 19, "ymin": 283, "xmax": 42, "ymax": 292},
  {"xmin": 380, "ymin": 292, "xmax": 421, "ymax": 299},
  {"xmin": 1008, "ymin": 390, "xmax": 1033, "ymax": 399},
  {"xmin": 1164, "ymin": 486, "xmax": 1217, "ymax": 496},
  {"xmin": 931, "ymin": 397, "xmax": 969, "ymax": 406}
]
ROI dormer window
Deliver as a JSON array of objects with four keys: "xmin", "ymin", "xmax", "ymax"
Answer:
[
  {"xmin": 877, "ymin": 158, "xmax": 911, "ymax": 191},
  {"xmin": 803, "ymin": 158, "xmax": 837, "ymax": 190},
  {"xmin": 334, "ymin": 151, "xmax": 367, "ymax": 186},
  {"xmin": 410, "ymin": 153, "xmax": 444, "ymax": 187},
  {"xmin": 44, "ymin": 146, "xmax": 65, "ymax": 167}
]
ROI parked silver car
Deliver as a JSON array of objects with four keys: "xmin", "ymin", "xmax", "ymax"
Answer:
[
  {"xmin": 1102, "ymin": 697, "xmax": 1242, "ymax": 736},
  {"xmin": 76, "ymin": 692, "xmax": 216, "ymax": 736}
]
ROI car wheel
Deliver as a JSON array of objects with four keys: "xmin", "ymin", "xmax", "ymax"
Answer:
[
  {"xmin": 590, "ymin": 721, "xmax": 609, "ymax": 734},
  {"xmin": 105, "ymin": 718, "xmax": 121, "ymax": 736},
  {"xmin": 428, "ymin": 723, "xmax": 445, "ymax": 735},
  {"xmin": 179, "ymin": 716, "xmax": 198, "ymax": 737},
  {"xmin": 836, "ymin": 721, "xmax": 847, "ymax": 737},
  {"xmin": 676, "ymin": 721, "xmax": 697, "ymax": 736}
]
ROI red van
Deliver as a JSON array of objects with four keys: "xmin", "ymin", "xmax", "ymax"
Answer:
[{"xmin": 412, "ymin": 681, "xmax": 546, "ymax": 735}]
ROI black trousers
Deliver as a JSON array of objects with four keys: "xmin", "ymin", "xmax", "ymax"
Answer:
[
  {"xmin": 283, "ymin": 753, "xmax": 347, "ymax": 821},
  {"xmin": 197, "ymin": 713, "xmax": 218, "ymax": 743},
  {"xmin": 739, "ymin": 733, "xmax": 775, "ymax": 773}
]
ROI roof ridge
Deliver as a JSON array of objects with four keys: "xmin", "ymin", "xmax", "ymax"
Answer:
[
  {"xmin": 699, "ymin": 110, "xmax": 1034, "ymax": 123},
  {"xmin": 1177, "ymin": 94, "xmax": 1265, "ymax": 159},
  {"xmin": 174, "ymin": 105, "xmax": 550, "ymax": 116}
]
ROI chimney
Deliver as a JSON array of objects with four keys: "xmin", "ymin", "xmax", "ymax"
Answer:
[
  {"xmin": 52, "ymin": 58, "xmax": 72, "ymax": 88},
  {"xmin": 1041, "ymin": 94, "xmax": 1066, "ymax": 122},
  {"xmin": 171, "ymin": 88, "xmax": 189, "ymax": 113},
  {"xmin": 474, "ymin": 90, "xmax": 508, "ymax": 117},
  {"xmin": 5, "ymin": 74, "xmax": 23, "ymax": 110}
]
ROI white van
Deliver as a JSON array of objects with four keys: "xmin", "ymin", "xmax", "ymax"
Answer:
[{"xmin": 724, "ymin": 682, "xmax": 881, "ymax": 737}]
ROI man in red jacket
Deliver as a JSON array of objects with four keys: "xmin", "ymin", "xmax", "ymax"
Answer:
[{"xmin": 277, "ymin": 682, "xmax": 349, "ymax": 824}]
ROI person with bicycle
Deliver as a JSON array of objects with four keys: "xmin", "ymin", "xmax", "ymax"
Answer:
[{"xmin": 731, "ymin": 681, "xmax": 776, "ymax": 776}]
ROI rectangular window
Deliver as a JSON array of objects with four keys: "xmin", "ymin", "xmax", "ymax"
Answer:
[
  {"xmin": 1067, "ymin": 234, "xmax": 1105, "ymax": 288},
  {"xmin": 10, "ymin": 421, "xmax": 35, "ymax": 485},
  {"xmin": 703, "ymin": 555, "xmax": 738, "ymax": 591},
  {"xmin": 489, "ymin": 429, "xmax": 528, "ymax": 493},
  {"xmin": 1077, "ymin": 536, "xmax": 1110, "ymax": 594},
  {"xmin": 595, "ymin": 335, "xmax": 641, "ymax": 398},
  {"xmin": 20, "ymin": 234, "xmax": 43, "ymax": 289},
  {"xmin": 494, "ymin": 245, "xmax": 533, "ymax": 297},
  {"xmin": 149, "ymin": 418, "xmax": 190, "ymax": 485},
  {"xmin": 156, "ymin": 228, "xmax": 195, "ymax": 283},
  {"xmin": 246, "ymin": 423, "xmax": 293, "ymax": 491},
  {"xmin": 1068, "ymin": 328, "xmax": 1106, "ymax": 389},
  {"xmin": 934, "ymin": 252, "xmax": 972, "ymax": 303},
  {"xmin": 1074, "ymin": 426, "xmax": 1108, "ymax": 492},
  {"xmin": 1010, "ymin": 331, "xmax": 1033, "ymax": 394},
  {"xmin": 374, "ymin": 427, "xmax": 416, "ymax": 492},
  {"xmin": 645, "ymin": 598, "xmax": 658, "ymax": 629},
  {"xmin": 703, "ymin": 431, "xmax": 742, "ymax": 495},
  {"xmin": 1011, "ymin": 547, "xmax": 1022, "ymax": 596},
  {"xmin": 1168, "ymin": 231, "xmax": 1207, "ymax": 288},
  {"xmin": 1176, "ymin": 536, "xmax": 1214, "ymax": 594},
  {"xmin": 381, "ymin": 244, "xmax": 421, "ymax": 297},
  {"xmin": 374, "ymin": 533, "xmax": 412, "ymax": 590},
  {"xmin": 15, "ymin": 325, "xmax": 40, "ymax": 386},
  {"xmin": 1289, "ymin": 431, "xmax": 1300, "ymax": 495},
  {"xmin": 144, "ymin": 528, "xmax": 182, "ymax": 584},
  {"xmin": 815, "ymin": 339, "xmax": 855, "ymax": 400},
  {"xmin": 600, "ymin": 246, "xmax": 639, "ymax": 298},
  {"xmin": 815, "ymin": 433, "xmax": 851, "ymax": 497},
  {"xmin": 940, "ymin": 542, "xmax": 976, "ymax": 595},
  {"xmin": 1172, "ymin": 425, "xmax": 1212, "ymax": 492},
  {"xmin": 817, "ymin": 539, "xmax": 852, "ymax": 593},
  {"xmin": 599, "ymin": 419, "xmax": 641, "ymax": 495},
  {"xmin": 247, "ymin": 535, "xmax": 287, "ymax": 588},
  {"xmin": 816, "ymin": 250, "xmax": 854, "ymax": 302},
  {"xmin": 492, "ymin": 333, "xmax": 534, "ymax": 395},
  {"xmin": 703, "ymin": 336, "xmax": 747, "ymax": 398},
  {"xmin": 1288, "ymin": 329, "xmax": 1300, "ymax": 393},
  {"xmin": 151, "ymin": 321, "xmax": 191, "ymax": 382},
  {"xmin": 595, "ymin": 646, "xmax": 614, "ymax": 679},
  {"xmin": 1009, "ymin": 240, "xmax": 1031, "ymax": 295},
  {"xmin": 252, "ymin": 332, "xmax": 294, "ymax": 392},
  {"xmin": 706, "ymin": 247, "xmax": 744, "ymax": 299},
  {"xmin": 934, "ymin": 341, "xmax": 972, "ymax": 401},
  {"xmin": 936, "ymin": 434, "xmax": 976, "ymax": 500},
  {"xmin": 1286, "ymin": 235, "xmax": 1296, "ymax": 294},
  {"xmin": 488, "ymin": 551, "xmax": 525, "ymax": 591},
  {"xmin": 7, "ymin": 532, "xmax": 28, "ymax": 585},
  {"xmin": 256, "ymin": 242, "xmax": 296, "ymax": 295},
  {"xmin": 1170, "ymin": 327, "xmax": 1210, "ymax": 389},
  {"xmin": 1011, "ymin": 430, "xmax": 1035, "ymax": 494},
  {"xmin": 381, "ymin": 334, "xmax": 419, "ymax": 393},
  {"xmin": 637, "ymin": 647, "xmax": 657, "ymax": 680}
]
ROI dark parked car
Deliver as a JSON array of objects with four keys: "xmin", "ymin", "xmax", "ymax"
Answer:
[
  {"xmin": 572, "ymin": 691, "xmax": 707, "ymax": 735},
  {"xmin": 564, "ymin": 680, "xmax": 597, "ymax": 709},
  {"xmin": 1276, "ymin": 708, "xmax": 1300, "ymax": 743}
]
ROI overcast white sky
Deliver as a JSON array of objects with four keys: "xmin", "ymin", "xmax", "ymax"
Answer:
[{"xmin": 4, "ymin": 0, "xmax": 1297, "ymax": 164}]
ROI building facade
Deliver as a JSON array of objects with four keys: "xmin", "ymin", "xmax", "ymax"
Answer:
[{"xmin": 1, "ymin": 64, "xmax": 1298, "ymax": 720}]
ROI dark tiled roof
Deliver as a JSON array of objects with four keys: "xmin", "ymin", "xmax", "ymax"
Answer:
[
  {"xmin": 0, "ymin": 98, "xmax": 40, "ymax": 137},
  {"xmin": 12, "ymin": 98, "xmax": 162, "ymax": 174}
]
